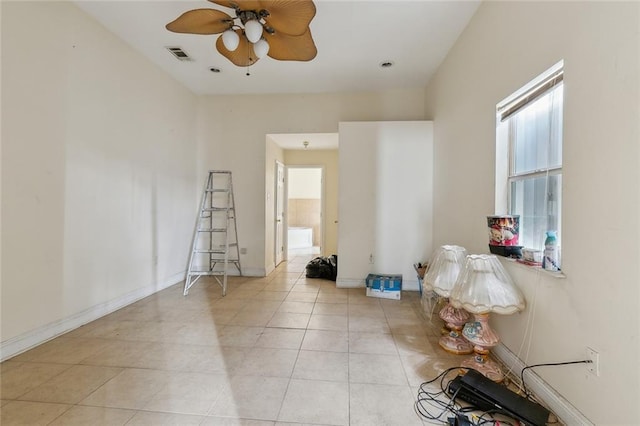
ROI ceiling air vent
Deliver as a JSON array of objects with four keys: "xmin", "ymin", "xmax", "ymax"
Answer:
[{"xmin": 166, "ymin": 46, "xmax": 192, "ymax": 61}]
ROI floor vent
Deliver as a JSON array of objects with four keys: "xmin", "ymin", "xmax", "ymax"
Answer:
[{"xmin": 166, "ymin": 46, "xmax": 192, "ymax": 61}]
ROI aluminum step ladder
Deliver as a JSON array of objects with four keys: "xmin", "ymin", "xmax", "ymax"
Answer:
[{"xmin": 184, "ymin": 170, "xmax": 242, "ymax": 296}]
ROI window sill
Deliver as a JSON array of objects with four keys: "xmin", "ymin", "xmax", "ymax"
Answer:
[{"xmin": 498, "ymin": 256, "xmax": 566, "ymax": 279}]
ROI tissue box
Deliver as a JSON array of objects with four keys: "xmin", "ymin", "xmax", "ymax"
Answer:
[{"xmin": 365, "ymin": 274, "xmax": 402, "ymax": 300}]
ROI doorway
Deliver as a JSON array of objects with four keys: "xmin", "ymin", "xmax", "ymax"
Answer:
[{"xmin": 287, "ymin": 166, "xmax": 323, "ymax": 257}]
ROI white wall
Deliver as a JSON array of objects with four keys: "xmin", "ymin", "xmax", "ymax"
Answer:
[
  {"xmin": 1, "ymin": 2, "xmax": 198, "ymax": 358},
  {"xmin": 337, "ymin": 121, "xmax": 433, "ymax": 290},
  {"xmin": 424, "ymin": 2, "xmax": 639, "ymax": 424},
  {"xmin": 288, "ymin": 168, "xmax": 322, "ymax": 199},
  {"xmin": 198, "ymin": 91, "xmax": 425, "ymax": 276}
]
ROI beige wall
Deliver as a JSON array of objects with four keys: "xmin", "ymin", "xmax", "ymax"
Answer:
[
  {"xmin": 1, "ymin": 2, "xmax": 198, "ymax": 356},
  {"xmin": 288, "ymin": 199, "xmax": 321, "ymax": 247},
  {"xmin": 284, "ymin": 150, "xmax": 339, "ymax": 255},
  {"xmin": 425, "ymin": 1, "xmax": 639, "ymax": 423},
  {"xmin": 199, "ymin": 92, "xmax": 425, "ymax": 275}
]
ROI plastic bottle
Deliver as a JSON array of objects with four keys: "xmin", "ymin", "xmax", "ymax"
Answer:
[{"xmin": 543, "ymin": 231, "xmax": 559, "ymax": 271}]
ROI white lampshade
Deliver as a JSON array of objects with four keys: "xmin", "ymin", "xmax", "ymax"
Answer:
[
  {"xmin": 449, "ymin": 254, "xmax": 525, "ymax": 315},
  {"xmin": 244, "ymin": 20, "xmax": 263, "ymax": 43},
  {"xmin": 222, "ymin": 29, "xmax": 239, "ymax": 51},
  {"xmin": 423, "ymin": 245, "xmax": 467, "ymax": 297},
  {"xmin": 253, "ymin": 38, "xmax": 269, "ymax": 59}
]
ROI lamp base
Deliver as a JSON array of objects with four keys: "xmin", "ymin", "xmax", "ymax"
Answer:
[
  {"xmin": 439, "ymin": 331, "xmax": 473, "ymax": 355},
  {"xmin": 438, "ymin": 301, "xmax": 471, "ymax": 344},
  {"xmin": 460, "ymin": 312, "xmax": 503, "ymax": 381},
  {"xmin": 461, "ymin": 354, "xmax": 504, "ymax": 383}
]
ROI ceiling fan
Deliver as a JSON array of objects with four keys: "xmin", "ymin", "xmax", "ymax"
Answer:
[{"xmin": 166, "ymin": 0, "xmax": 317, "ymax": 67}]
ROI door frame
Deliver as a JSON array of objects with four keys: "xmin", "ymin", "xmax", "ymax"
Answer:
[
  {"xmin": 286, "ymin": 164, "xmax": 325, "ymax": 256},
  {"xmin": 274, "ymin": 160, "xmax": 286, "ymax": 266}
]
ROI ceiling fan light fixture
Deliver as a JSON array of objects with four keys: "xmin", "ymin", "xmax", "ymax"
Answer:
[
  {"xmin": 222, "ymin": 29, "xmax": 240, "ymax": 51},
  {"xmin": 253, "ymin": 38, "xmax": 270, "ymax": 59},
  {"xmin": 244, "ymin": 19, "xmax": 263, "ymax": 43},
  {"xmin": 166, "ymin": 1, "xmax": 317, "ymax": 68}
]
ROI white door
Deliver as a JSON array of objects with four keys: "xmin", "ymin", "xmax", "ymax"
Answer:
[{"xmin": 275, "ymin": 161, "xmax": 285, "ymax": 265}]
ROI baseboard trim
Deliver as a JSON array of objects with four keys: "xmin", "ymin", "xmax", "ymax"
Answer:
[
  {"xmin": 205, "ymin": 268, "xmax": 265, "ymax": 277},
  {"xmin": 242, "ymin": 267, "xmax": 267, "ymax": 277},
  {"xmin": 0, "ymin": 271, "xmax": 185, "ymax": 362},
  {"xmin": 336, "ymin": 278, "xmax": 365, "ymax": 288},
  {"xmin": 493, "ymin": 343, "xmax": 594, "ymax": 425},
  {"xmin": 336, "ymin": 278, "xmax": 420, "ymax": 291},
  {"xmin": 402, "ymin": 279, "xmax": 420, "ymax": 291}
]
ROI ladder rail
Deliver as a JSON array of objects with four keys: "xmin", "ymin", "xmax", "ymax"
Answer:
[
  {"xmin": 229, "ymin": 174, "xmax": 242, "ymax": 275},
  {"xmin": 184, "ymin": 172, "xmax": 214, "ymax": 295},
  {"xmin": 222, "ymin": 184, "xmax": 231, "ymax": 296}
]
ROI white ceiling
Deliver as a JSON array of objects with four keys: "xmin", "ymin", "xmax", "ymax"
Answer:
[
  {"xmin": 73, "ymin": 1, "xmax": 480, "ymax": 151},
  {"xmin": 267, "ymin": 132, "xmax": 339, "ymax": 150},
  {"xmin": 74, "ymin": 0, "xmax": 481, "ymax": 97}
]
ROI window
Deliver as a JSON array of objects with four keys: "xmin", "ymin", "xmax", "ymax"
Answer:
[{"xmin": 496, "ymin": 62, "xmax": 564, "ymax": 257}]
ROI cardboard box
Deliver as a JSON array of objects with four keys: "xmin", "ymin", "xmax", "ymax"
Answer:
[{"xmin": 365, "ymin": 274, "xmax": 402, "ymax": 300}]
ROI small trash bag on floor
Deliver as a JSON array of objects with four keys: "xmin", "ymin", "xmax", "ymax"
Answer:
[{"xmin": 305, "ymin": 255, "xmax": 338, "ymax": 281}]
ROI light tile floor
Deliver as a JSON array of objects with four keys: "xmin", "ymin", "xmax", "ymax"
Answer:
[{"xmin": 0, "ymin": 254, "xmax": 479, "ymax": 425}]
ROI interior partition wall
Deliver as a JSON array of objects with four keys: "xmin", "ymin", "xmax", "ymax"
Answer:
[{"xmin": 337, "ymin": 121, "xmax": 434, "ymax": 290}]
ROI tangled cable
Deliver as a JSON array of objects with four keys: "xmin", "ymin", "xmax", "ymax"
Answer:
[{"xmin": 414, "ymin": 367, "xmax": 515, "ymax": 425}]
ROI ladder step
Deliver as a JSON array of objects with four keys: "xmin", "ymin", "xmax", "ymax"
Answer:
[
  {"xmin": 192, "ymin": 260, "xmax": 241, "ymax": 266},
  {"xmin": 197, "ymin": 243, "xmax": 236, "ymax": 249},
  {"xmin": 197, "ymin": 228, "xmax": 227, "ymax": 232},
  {"xmin": 202, "ymin": 207, "xmax": 234, "ymax": 212},
  {"xmin": 205, "ymin": 189, "xmax": 230, "ymax": 193},
  {"xmin": 194, "ymin": 244, "xmax": 238, "ymax": 253},
  {"xmin": 198, "ymin": 215, "xmax": 236, "ymax": 220},
  {"xmin": 188, "ymin": 269, "xmax": 239, "ymax": 276},
  {"xmin": 189, "ymin": 272, "xmax": 224, "ymax": 276}
]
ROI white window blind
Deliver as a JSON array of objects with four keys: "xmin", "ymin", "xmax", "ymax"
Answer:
[{"xmin": 496, "ymin": 62, "xmax": 564, "ymax": 257}]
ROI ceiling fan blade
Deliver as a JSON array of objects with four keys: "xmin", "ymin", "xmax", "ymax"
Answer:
[
  {"xmin": 215, "ymin": 30, "xmax": 260, "ymax": 66},
  {"xmin": 262, "ymin": 0, "xmax": 316, "ymax": 36},
  {"xmin": 166, "ymin": 9, "xmax": 233, "ymax": 34},
  {"xmin": 209, "ymin": 1, "xmax": 263, "ymax": 11},
  {"xmin": 266, "ymin": 28, "xmax": 317, "ymax": 61}
]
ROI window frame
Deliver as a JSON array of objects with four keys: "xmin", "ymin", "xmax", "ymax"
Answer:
[{"xmin": 495, "ymin": 61, "xmax": 564, "ymax": 257}]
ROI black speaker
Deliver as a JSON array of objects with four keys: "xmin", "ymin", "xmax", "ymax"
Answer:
[{"xmin": 447, "ymin": 370, "xmax": 551, "ymax": 426}]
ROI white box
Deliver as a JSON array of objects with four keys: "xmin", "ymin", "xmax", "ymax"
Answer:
[{"xmin": 365, "ymin": 274, "xmax": 402, "ymax": 300}]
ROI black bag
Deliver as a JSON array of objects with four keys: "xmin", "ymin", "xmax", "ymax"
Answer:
[{"xmin": 305, "ymin": 255, "xmax": 338, "ymax": 281}]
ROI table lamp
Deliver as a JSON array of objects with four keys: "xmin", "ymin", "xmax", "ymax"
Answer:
[
  {"xmin": 449, "ymin": 254, "xmax": 525, "ymax": 382},
  {"xmin": 423, "ymin": 245, "xmax": 473, "ymax": 355}
]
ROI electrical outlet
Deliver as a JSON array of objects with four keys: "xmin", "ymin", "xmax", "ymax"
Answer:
[
  {"xmin": 586, "ymin": 347, "xmax": 599, "ymax": 376},
  {"xmin": 240, "ymin": 248, "xmax": 247, "ymax": 255},
  {"xmin": 369, "ymin": 254, "xmax": 374, "ymax": 264}
]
